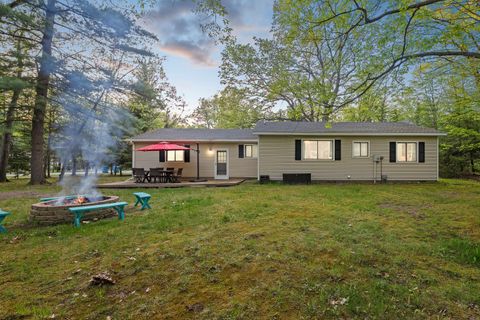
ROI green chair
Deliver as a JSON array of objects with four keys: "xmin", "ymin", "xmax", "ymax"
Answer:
[
  {"xmin": 133, "ymin": 192, "xmax": 151, "ymax": 210},
  {"xmin": 0, "ymin": 210, "xmax": 11, "ymax": 233}
]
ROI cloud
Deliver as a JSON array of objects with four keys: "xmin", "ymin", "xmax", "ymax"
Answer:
[
  {"xmin": 160, "ymin": 39, "xmax": 217, "ymax": 66},
  {"xmin": 141, "ymin": 0, "xmax": 273, "ymax": 66},
  {"xmin": 141, "ymin": 0, "xmax": 215, "ymax": 66}
]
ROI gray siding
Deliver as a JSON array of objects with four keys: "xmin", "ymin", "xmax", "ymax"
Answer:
[
  {"xmin": 133, "ymin": 142, "xmax": 257, "ymax": 178},
  {"xmin": 258, "ymin": 135, "xmax": 438, "ymax": 181}
]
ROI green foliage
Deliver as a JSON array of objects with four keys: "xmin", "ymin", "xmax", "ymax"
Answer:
[
  {"xmin": 0, "ymin": 76, "xmax": 31, "ymax": 91},
  {"xmin": 192, "ymin": 87, "xmax": 264, "ymax": 128}
]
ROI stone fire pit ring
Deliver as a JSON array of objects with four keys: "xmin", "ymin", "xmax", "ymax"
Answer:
[{"xmin": 30, "ymin": 195, "xmax": 120, "ymax": 226}]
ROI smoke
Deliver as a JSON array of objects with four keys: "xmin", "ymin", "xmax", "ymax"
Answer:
[
  {"xmin": 43, "ymin": 0, "xmax": 155, "ymax": 198},
  {"xmin": 52, "ymin": 73, "xmax": 134, "ymax": 198}
]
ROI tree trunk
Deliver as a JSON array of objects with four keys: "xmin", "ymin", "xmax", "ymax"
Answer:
[
  {"xmin": 45, "ymin": 107, "xmax": 54, "ymax": 178},
  {"xmin": 471, "ymin": 153, "xmax": 476, "ymax": 173},
  {"xmin": 58, "ymin": 159, "xmax": 66, "ymax": 182},
  {"xmin": 46, "ymin": 149, "xmax": 51, "ymax": 178},
  {"xmin": 71, "ymin": 156, "xmax": 77, "ymax": 176},
  {"xmin": 0, "ymin": 88, "xmax": 21, "ymax": 182},
  {"xmin": 30, "ymin": 0, "xmax": 56, "ymax": 185}
]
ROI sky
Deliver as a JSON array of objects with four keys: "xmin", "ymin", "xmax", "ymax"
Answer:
[{"xmin": 140, "ymin": 0, "xmax": 274, "ymax": 113}]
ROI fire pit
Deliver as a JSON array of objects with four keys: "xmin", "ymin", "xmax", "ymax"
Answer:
[{"xmin": 30, "ymin": 195, "xmax": 120, "ymax": 225}]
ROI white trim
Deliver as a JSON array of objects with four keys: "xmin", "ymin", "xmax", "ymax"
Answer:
[
  {"xmin": 395, "ymin": 141, "xmax": 418, "ymax": 163},
  {"xmin": 253, "ymin": 132, "xmax": 446, "ymax": 137},
  {"xmin": 437, "ymin": 137, "xmax": 439, "ymax": 181},
  {"xmin": 352, "ymin": 140, "xmax": 370, "ymax": 158},
  {"xmin": 132, "ymin": 142, "xmax": 136, "ymax": 168},
  {"xmin": 129, "ymin": 139, "xmax": 258, "ymax": 143},
  {"xmin": 257, "ymin": 140, "xmax": 260, "ymax": 180},
  {"xmin": 302, "ymin": 139, "xmax": 335, "ymax": 161},
  {"xmin": 243, "ymin": 144, "xmax": 258, "ymax": 159},
  {"xmin": 214, "ymin": 149, "xmax": 229, "ymax": 180}
]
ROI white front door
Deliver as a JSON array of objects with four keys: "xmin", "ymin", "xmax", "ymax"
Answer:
[{"xmin": 214, "ymin": 149, "xmax": 229, "ymax": 179}]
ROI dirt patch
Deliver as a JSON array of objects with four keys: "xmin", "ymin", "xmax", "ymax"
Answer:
[
  {"xmin": 0, "ymin": 191, "xmax": 51, "ymax": 201},
  {"xmin": 379, "ymin": 202, "xmax": 431, "ymax": 220}
]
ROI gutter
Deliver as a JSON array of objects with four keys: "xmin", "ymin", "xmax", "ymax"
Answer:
[
  {"xmin": 252, "ymin": 132, "xmax": 447, "ymax": 137},
  {"xmin": 127, "ymin": 138, "xmax": 259, "ymax": 143}
]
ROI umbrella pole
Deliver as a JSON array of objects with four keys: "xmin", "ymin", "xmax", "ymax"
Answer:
[{"xmin": 190, "ymin": 143, "xmax": 207, "ymax": 182}]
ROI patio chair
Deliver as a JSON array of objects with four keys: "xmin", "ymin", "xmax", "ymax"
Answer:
[
  {"xmin": 166, "ymin": 167, "xmax": 174, "ymax": 172},
  {"xmin": 132, "ymin": 168, "xmax": 148, "ymax": 183},
  {"xmin": 149, "ymin": 168, "xmax": 163, "ymax": 183},
  {"xmin": 172, "ymin": 168, "xmax": 183, "ymax": 183}
]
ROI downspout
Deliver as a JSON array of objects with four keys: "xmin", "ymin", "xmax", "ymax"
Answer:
[
  {"xmin": 437, "ymin": 137, "xmax": 439, "ymax": 181},
  {"xmin": 132, "ymin": 141, "xmax": 135, "ymax": 169},
  {"xmin": 196, "ymin": 142, "xmax": 200, "ymax": 180},
  {"xmin": 257, "ymin": 136, "xmax": 260, "ymax": 181}
]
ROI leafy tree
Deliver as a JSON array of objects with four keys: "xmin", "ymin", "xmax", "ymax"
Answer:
[
  {"xmin": 192, "ymin": 87, "xmax": 265, "ymax": 128},
  {"xmin": 221, "ymin": 10, "xmax": 370, "ymax": 121},
  {"xmin": 275, "ymin": 0, "xmax": 480, "ymax": 104},
  {"xmin": 441, "ymin": 105, "xmax": 480, "ymax": 176},
  {"xmin": 341, "ymin": 83, "xmax": 392, "ymax": 122},
  {"xmin": 128, "ymin": 57, "xmax": 186, "ymax": 132},
  {"xmin": 2, "ymin": 0, "xmax": 157, "ymax": 184}
]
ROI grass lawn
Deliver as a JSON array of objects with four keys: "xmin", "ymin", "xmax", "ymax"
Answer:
[{"xmin": 1, "ymin": 177, "xmax": 479, "ymax": 319}]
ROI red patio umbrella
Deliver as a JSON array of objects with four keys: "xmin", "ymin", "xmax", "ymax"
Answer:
[
  {"xmin": 136, "ymin": 142, "xmax": 191, "ymax": 151},
  {"xmin": 135, "ymin": 142, "xmax": 203, "ymax": 181}
]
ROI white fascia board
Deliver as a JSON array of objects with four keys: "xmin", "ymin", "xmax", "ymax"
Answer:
[
  {"xmin": 129, "ymin": 139, "xmax": 259, "ymax": 143},
  {"xmin": 252, "ymin": 132, "xmax": 447, "ymax": 137}
]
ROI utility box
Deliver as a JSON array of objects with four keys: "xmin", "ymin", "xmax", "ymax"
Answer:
[
  {"xmin": 259, "ymin": 175, "xmax": 270, "ymax": 184},
  {"xmin": 282, "ymin": 173, "xmax": 311, "ymax": 184}
]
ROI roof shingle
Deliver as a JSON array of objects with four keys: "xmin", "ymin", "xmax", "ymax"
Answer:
[
  {"xmin": 253, "ymin": 121, "xmax": 444, "ymax": 135},
  {"xmin": 130, "ymin": 128, "xmax": 257, "ymax": 141},
  {"xmin": 130, "ymin": 121, "xmax": 444, "ymax": 142}
]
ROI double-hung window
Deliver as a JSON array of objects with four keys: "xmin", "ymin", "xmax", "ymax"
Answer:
[
  {"xmin": 303, "ymin": 140, "xmax": 333, "ymax": 160},
  {"xmin": 166, "ymin": 150, "xmax": 184, "ymax": 162},
  {"xmin": 396, "ymin": 142, "xmax": 417, "ymax": 162},
  {"xmin": 353, "ymin": 141, "xmax": 369, "ymax": 157},
  {"xmin": 244, "ymin": 144, "xmax": 258, "ymax": 158}
]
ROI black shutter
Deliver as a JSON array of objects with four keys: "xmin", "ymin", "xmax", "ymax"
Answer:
[
  {"xmin": 159, "ymin": 150, "xmax": 165, "ymax": 162},
  {"xmin": 418, "ymin": 142, "xmax": 425, "ymax": 163},
  {"xmin": 184, "ymin": 145, "xmax": 190, "ymax": 163},
  {"xmin": 238, "ymin": 144, "xmax": 244, "ymax": 158},
  {"xmin": 295, "ymin": 140, "xmax": 302, "ymax": 160},
  {"xmin": 389, "ymin": 142, "xmax": 396, "ymax": 163},
  {"xmin": 334, "ymin": 140, "xmax": 341, "ymax": 160}
]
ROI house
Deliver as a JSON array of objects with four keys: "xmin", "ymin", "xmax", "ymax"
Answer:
[{"xmin": 130, "ymin": 121, "xmax": 445, "ymax": 181}]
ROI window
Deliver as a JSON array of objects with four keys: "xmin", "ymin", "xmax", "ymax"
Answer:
[
  {"xmin": 303, "ymin": 140, "xmax": 333, "ymax": 160},
  {"xmin": 397, "ymin": 142, "xmax": 417, "ymax": 162},
  {"xmin": 353, "ymin": 141, "xmax": 369, "ymax": 157},
  {"xmin": 244, "ymin": 144, "xmax": 258, "ymax": 158},
  {"xmin": 166, "ymin": 150, "xmax": 184, "ymax": 162}
]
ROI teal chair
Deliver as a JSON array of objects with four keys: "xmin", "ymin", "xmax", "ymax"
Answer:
[
  {"xmin": 133, "ymin": 192, "xmax": 151, "ymax": 210},
  {"xmin": 0, "ymin": 209, "xmax": 11, "ymax": 233}
]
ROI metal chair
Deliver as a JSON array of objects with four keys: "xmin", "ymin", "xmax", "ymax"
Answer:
[
  {"xmin": 172, "ymin": 168, "xmax": 183, "ymax": 183},
  {"xmin": 149, "ymin": 168, "xmax": 163, "ymax": 183},
  {"xmin": 132, "ymin": 168, "xmax": 148, "ymax": 183}
]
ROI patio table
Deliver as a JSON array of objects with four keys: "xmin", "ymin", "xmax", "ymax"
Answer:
[{"xmin": 158, "ymin": 170, "xmax": 174, "ymax": 183}]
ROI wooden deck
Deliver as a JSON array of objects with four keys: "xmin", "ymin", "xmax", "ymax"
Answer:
[{"xmin": 97, "ymin": 178, "xmax": 246, "ymax": 189}]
